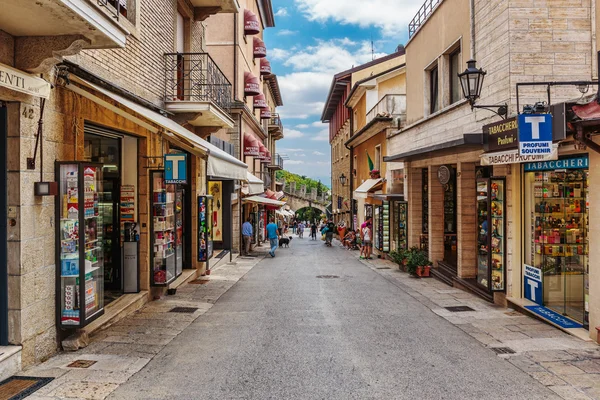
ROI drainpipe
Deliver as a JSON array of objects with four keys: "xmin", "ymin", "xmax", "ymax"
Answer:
[
  {"xmin": 345, "ymin": 111, "xmax": 354, "ymax": 229},
  {"xmin": 233, "ymin": 13, "xmax": 238, "ymax": 100},
  {"xmin": 470, "ymin": 0, "xmax": 476, "ymax": 59}
]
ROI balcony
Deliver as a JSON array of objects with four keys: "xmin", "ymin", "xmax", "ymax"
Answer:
[
  {"xmin": 267, "ymin": 153, "xmax": 284, "ymax": 170},
  {"xmin": 268, "ymin": 113, "xmax": 284, "ymax": 140},
  {"xmin": 408, "ymin": 0, "xmax": 443, "ymax": 38},
  {"xmin": 366, "ymin": 94, "xmax": 406, "ymax": 127},
  {"xmin": 207, "ymin": 136, "xmax": 236, "ymax": 157},
  {"xmin": 189, "ymin": 0, "xmax": 239, "ymax": 21},
  {"xmin": 164, "ymin": 53, "xmax": 235, "ymax": 129},
  {"xmin": 0, "ymin": 0, "xmax": 130, "ymax": 72}
]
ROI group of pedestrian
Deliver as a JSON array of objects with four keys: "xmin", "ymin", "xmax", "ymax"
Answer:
[{"xmin": 359, "ymin": 217, "xmax": 373, "ymax": 259}]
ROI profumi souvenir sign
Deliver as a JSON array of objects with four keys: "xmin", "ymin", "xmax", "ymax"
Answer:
[
  {"xmin": 0, "ymin": 62, "xmax": 51, "ymax": 98},
  {"xmin": 480, "ymin": 145, "xmax": 558, "ymax": 166},
  {"xmin": 164, "ymin": 153, "xmax": 187, "ymax": 184},
  {"xmin": 518, "ymin": 114, "xmax": 553, "ymax": 156}
]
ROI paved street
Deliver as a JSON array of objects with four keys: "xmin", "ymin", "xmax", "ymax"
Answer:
[{"xmin": 104, "ymin": 237, "xmax": 558, "ymax": 400}]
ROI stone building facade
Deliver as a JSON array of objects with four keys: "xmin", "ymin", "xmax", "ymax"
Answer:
[{"xmin": 385, "ymin": 0, "xmax": 600, "ymax": 341}]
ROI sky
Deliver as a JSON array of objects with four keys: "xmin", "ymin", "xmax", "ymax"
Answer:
[{"xmin": 263, "ymin": 0, "xmax": 420, "ymax": 186}]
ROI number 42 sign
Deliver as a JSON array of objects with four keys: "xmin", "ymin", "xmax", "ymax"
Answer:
[{"xmin": 518, "ymin": 114, "xmax": 553, "ymax": 156}]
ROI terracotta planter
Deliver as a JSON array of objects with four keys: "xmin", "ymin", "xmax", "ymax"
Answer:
[{"xmin": 416, "ymin": 265, "xmax": 431, "ymax": 277}]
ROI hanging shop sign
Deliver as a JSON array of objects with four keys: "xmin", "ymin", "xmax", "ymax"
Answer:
[
  {"xmin": 164, "ymin": 153, "xmax": 187, "ymax": 184},
  {"xmin": 437, "ymin": 165, "xmax": 453, "ymax": 185},
  {"xmin": 480, "ymin": 145, "xmax": 558, "ymax": 166},
  {"xmin": 523, "ymin": 155, "xmax": 589, "ymax": 172},
  {"xmin": 524, "ymin": 264, "xmax": 543, "ymax": 305},
  {"xmin": 0, "ymin": 62, "xmax": 51, "ymax": 98},
  {"xmin": 483, "ymin": 117, "xmax": 518, "ymax": 151},
  {"xmin": 518, "ymin": 114, "xmax": 553, "ymax": 156}
]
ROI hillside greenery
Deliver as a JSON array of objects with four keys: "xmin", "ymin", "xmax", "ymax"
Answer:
[{"xmin": 276, "ymin": 170, "xmax": 330, "ymax": 198}]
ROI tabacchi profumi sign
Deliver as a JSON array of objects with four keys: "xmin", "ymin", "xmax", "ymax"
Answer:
[{"xmin": 0, "ymin": 62, "xmax": 50, "ymax": 99}]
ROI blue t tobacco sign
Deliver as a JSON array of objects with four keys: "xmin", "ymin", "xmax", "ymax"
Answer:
[
  {"xmin": 164, "ymin": 153, "xmax": 187, "ymax": 184},
  {"xmin": 518, "ymin": 114, "xmax": 553, "ymax": 156}
]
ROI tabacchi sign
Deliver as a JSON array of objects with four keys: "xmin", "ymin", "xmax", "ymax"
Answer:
[
  {"xmin": 483, "ymin": 117, "xmax": 518, "ymax": 151},
  {"xmin": 0, "ymin": 62, "xmax": 50, "ymax": 99}
]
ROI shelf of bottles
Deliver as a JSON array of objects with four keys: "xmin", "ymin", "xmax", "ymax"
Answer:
[
  {"xmin": 151, "ymin": 171, "xmax": 178, "ymax": 286},
  {"xmin": 57, "ymin": 163, "xmax": 104, "ymax": 328},
  {"xmin": 476, "ymin": 178, "xmax": 506, "ymax": 292}
]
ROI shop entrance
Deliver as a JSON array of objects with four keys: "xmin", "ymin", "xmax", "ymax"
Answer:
[
  {"xmin": 524, "ymin": 157, "xmax": 589, "ymax": 327},
  {"xmin": 443, "ymin": 166, "xmax": 457, "ymax": 269},
  {"xmin": 84, "ymin": 125, "xmax": 139, "ymax": 305},
  {"xmin": 0, "ymin": 103, "xmax": 8, "ymax": 345}
]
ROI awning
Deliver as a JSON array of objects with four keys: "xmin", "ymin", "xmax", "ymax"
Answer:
[
  {"xmin": 354, "ymin": 178, "xmax": 383, "ymax": 199},
  {"xmin": 372, "ymin": 193, "xmax": 405, "ymax": 201},
  {"xmin": 260, "ymin": 58, "xmax": 272, "ymax": 75},
  {"xmin": 253, "ymin": 93, "xmax": 268, "ymax": 109},
  {"xmin": 242, "ymin": 171, "xmax": 264, "ymax": 195},
  {"xmin": 67, "ymin": 76, "xmax": 247, "ymax": 181},
  {"xmin": 244, "ymin": 132, "xmax": 260, "ymax": 156},
  {"xmin": 243, "ymin": 196, "xmax": 286, "ymax": 207},
  {"xmin": 244, "ymin": 72, "xmax": 260, "ymax": 96},
  {"xmin": 253, "ymin": 37, "xmax": 267, "ymax": 58},
  {"xmin": 244, "ymin": 9, "xmax": 260, "ymax": 35},
  {"xmin": 383, "ymin": 134, "xmax": 483, "ymax": 162}
]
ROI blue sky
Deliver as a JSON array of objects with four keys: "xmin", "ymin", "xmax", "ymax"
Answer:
[{"xmin": 263, "ymin": 0, "xmax": 420, "ymax": 185}]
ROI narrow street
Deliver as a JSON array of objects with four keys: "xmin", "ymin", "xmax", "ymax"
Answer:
[{"xmin": 105, "ymin": 237, "xmax": 557, "ymax": 400}]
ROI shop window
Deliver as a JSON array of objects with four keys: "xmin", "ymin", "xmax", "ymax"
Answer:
[
  {"xmin": 449, "ymin": 48, "xmax": 462, "ymax": 104},
  {"xmin": 523, "ymin": 158, "xmax": 589, "ymax": 327},
  {"xmin": 429, "ymin": 66, "xmax": 439, "ymax": 114},
  {"xmin": 421, "ymin": 168, "xmax": 429, "ymax": 251}
]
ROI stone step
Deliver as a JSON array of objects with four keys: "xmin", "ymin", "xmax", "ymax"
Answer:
[{"xmin": 0, "ymin": 346, "xmax": 21, "ymax": 381}]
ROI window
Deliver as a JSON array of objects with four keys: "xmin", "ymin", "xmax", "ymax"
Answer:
[
  {"xmin": 375, "ymin": 145, "xmax": 381, "ymax": 171},
  {"xmin": 450, "ymin": 49, "xmax": 462, "ymax": 104},
  {"xmin": 429, "ymin": 66, "xmax": 439, "ymax": 114}
]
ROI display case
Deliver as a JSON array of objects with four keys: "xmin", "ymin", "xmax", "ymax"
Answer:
[
  {"xmin": 379, "ymin": 201, "xmax": 390, "ymax": 252},
  {"xmin": 198, "ymin": 195, "xmax": 214, "ymax": 262},
  {"xmin": 476, "ymin": 178, "xmax": 506, "ymax": 292},
  {"xmin": 150, "ymin": 171, "xmax": 183, "ymax": 286},
  {"xmin": 56, "ymin": 162, "xmax": 105, "ymax": 328},
  {"xmin": 374, "ymin": 206, "xmax": 380, "ymax": 251},
  {"xmin": 393, "ymin": 201, "xmax": 408, "ymax": 251}
]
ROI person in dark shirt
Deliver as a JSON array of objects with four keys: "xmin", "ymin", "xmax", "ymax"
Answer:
[{"xmin": 325, "ymin": 220, "xmax": 335, "ymax": 246}]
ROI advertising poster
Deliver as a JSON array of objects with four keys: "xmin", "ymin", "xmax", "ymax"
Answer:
[{"xmin": 209, "ymin": 181, "xmax": 223, "ymax": 242}]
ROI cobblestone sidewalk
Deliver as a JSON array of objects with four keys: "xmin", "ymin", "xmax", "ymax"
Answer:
[
  {"xmin": 347, "ymin": 244, "xmax": 600, "ymax": 400},
  {"xmin": 17, "ymin": 249, "xmax": 267, "ymax": 400}
]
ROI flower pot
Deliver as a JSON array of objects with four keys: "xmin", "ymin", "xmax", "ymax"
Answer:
[
  {"xmin": 422, "ymin": 265, "xmax": 431, "ymax": 277},
  {"xmin": 416, "ymin": 266, "xmax": 424, "ymax": 277}
]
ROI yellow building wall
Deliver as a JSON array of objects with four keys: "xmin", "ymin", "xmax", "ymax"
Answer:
[
  {"xmin": 352, "ymin": 54, "xmax": 406, "ymax": 85},
  {"xmin": 405, "ymin": 0, "xmax": 470, "ymax": 123},
  {"xmin": 378, "ymin": 73, "xmax": 406, "ymax": 97},
  {"xmin": 355, "ymin": 95, "xmax": 367, "ymax": 131},
  {"xmin": 354, "ymin": 131, "xmax": 387, "ymax": 192}
]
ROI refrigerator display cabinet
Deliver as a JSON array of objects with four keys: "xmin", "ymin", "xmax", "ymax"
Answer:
[
  {"xmin": 150, "ymin": 171, "xmax": 183, "ymax": 286},
  {"xmin": 56, "ymin": 162, "xmax": 105, "ymax": 328},
  {"xmin": 393, "ymin": 201, "xmax": 408, "ymax": 251},
  {"xmin": 476, "ymin": 178, "xmax": 506, "ymax": 292},
  {"xmin": 377, "ymin": 201, "xmax": 390, "ymax": 253}
]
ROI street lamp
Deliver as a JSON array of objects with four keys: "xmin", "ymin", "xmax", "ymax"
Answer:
[
  {"xmin": 458, "ymin": 59, "xmax": 508, "ymax": 119},
  {"xmin": 339, "ymin": 173, "xmax": 347, "ymax": 186}
]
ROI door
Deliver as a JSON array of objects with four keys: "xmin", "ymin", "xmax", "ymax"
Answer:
[
  {"xmin": 0, "ymin": 103, "xmax": 7, "ymax": 345},
  {"xmin": 476, "ymin": 179, "xmax": 490, "ymax": 288},
  {"xmin": 443, "ymin": 167, "xmax": 457, "ymax": 268}
]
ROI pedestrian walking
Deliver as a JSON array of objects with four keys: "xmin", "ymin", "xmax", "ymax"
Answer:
[
  {"xmin": 293, "ymin": 220, "xmax": 297, "ymax": 234},
  {"xmin": 310, "ymin": 222, "xmax": 317, "ymax": 240},
  {"xmin": 325, "ymin": 219, "xmax": 335, "ymax": 247},
  {"xmin": 266, "ymin": 217, "xmax": 280, "ymax": 257},
  {"xmin": 361, "ymin": 218, "xmax": 373, "ymax": 259},
  {"xmin": 242, "ymin": 217, "xmax": 253, "ymax": 256}
]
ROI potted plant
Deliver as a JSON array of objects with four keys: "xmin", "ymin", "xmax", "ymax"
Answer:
[
  {"xmin": 370, "ymin": 169, "xmax": 381, "ymax": 179},
  {"xmin": 407, "ymin": 249, "xmax": 432, "ymax": 277},
  {"xmin": 389, "ymin": 249, "xmax": 408, "ymax": 271}
]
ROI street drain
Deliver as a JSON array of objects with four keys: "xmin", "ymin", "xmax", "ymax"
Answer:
[
  {"xmin": 491, "ymin": 347, "xmax": 516, "ymax": 355},
  {"xmin": 376, "ymin": 267, "xmax": 391, "ymax": 270},
  {"xmin": 169, "ymin": 307, "xmax": 199, "ymax": 313},
  {"xmin": 67, "ymin": 360, "xmax": 97, "ymax": 368},
  {"xmin": 445, "ymin": 306, "xmax": 476, "ymax": 312},
  {"xmin": 316, "ymin": 275, "xmax": 339, "ymax": 279}
]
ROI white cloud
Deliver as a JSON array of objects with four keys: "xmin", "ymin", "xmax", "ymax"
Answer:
[
  {"xmin": 286, "ymin": 160, "xmax": 305, "ymax": 165},
  {"xmin": 295, "ymin": 124, "xmax": 309, "ymax": 129},
  {"xmin": 294, "ymin": 153, "xmax": 307, "ymax": 157},
  {"xmin": 275, "ymin": 7, "xmax": 289, "ymax": 17},
  {"xmin": 294, "ymin": 0, "xmax": 421, "ymax": 36},
  {"xmin": 277, "ymin": 29, "xmax": 298, "ymax": 36},
  {"xmin": 285, "ymin": 129, "xmax": 305, "ymax": 139},
  {"xmin": 278, "ymin": 72, "xmax": 330, "ymax": 119},
  {"xmin": 313, "ymin": 151, "xmax": 325, "ymax": 156},
  {"xmin": 311, "ymin": 129, "xmax": 329, "ymax": 141},
  {"xmin": 279, "ymin": 148, "xmax": 305, "ymax": 152},
  {"xmin": 271, "ymin": 48, "xmax": 291, "ymax": 61}
]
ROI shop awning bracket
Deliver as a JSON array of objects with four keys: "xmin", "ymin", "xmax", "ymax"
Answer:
[
  {"xmin": 574, "ymin": 124, "xmax": 600, "ymax": 154},
  {"xmin": 27, "ymin": 98, "xmax": 46, "ymax": 176}
]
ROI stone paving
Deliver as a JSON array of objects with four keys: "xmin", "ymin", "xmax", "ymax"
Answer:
[
  {"xmin": 17, "ymin": 248, "xmax": 268, "ymax": 400},
  {"xmin": 349, "ymin": 244, "xmax": 600, "ymax": 400}
]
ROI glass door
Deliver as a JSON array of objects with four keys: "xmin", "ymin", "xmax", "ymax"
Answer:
[
  {"xmin": 490, "ymin": 179, "xmax": 506, "ymax": 291},
  {"xmin": 443, "ymin": 167, "xmax": 457, "ymax": 269},
  {"xmin": 175, "ymin": 187, "xmax": 184, "ymax": 275},
  {"xmin": 151, "ymin": 171, "xmax": 177, "ymax": 286}
]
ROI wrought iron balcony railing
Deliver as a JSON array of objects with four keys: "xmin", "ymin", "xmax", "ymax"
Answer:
[
  {"xmin": 164, "ymin": 53, "xmax": 232, "ymax": 113},
  {"xmin": 270, "ymin": 153, "xmax": 284, "ymax": 169},
  {"xmin": 207, "ymin": 135, "xmax": 236, "ymax": 157},
  {"xmin": 408, "ymin": 0, "xmax": 443, "ymax": 38},
  {"xmin": 366, "ymin": 94, "xmax": 406, "ymax": 126},
  {"xmin": 269, "ymin": 113, "xmax": 283, "ymax": 130}
]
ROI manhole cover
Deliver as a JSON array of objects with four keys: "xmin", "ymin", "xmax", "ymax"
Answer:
[
  {"xmin": 376, "ymin": 267, "xmax": 391, "ymax": 270},
  {"xmin": 67, "ymin": 360, "xmax": 97, "ymax": 369},
  {"xmin": 316, "ymin": 275, "xmax": 339, "ymax": 279},
  {"xmin": 169, "ymin": 307, "xmax": 199, "ymax": 313},
  {"xmin": 491, "ymin": 347, "xmax": 516, "ymax": 355},
  {"xmin": 445, "ymin": 306, "xmax": 476, "ymax": 312},
  {"xmin": 189, "ymin": 279, "xmax": 210, "ymax": 285}
]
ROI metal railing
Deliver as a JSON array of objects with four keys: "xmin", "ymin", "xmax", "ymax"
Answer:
[
  {"xmin": 164, "ymin": 53, "xmax": 232, "ymax": 113},
  {"xmin": 408, "ymin": 0, "xmax": 443, "ymax": 38},
  {"xmin": 269, "ymin": 113, "xmax": 283, "ymax": 130},
  {"xmin": 270, "ymin": 153, "xmax": 284, "ymax": 169},
  {"xmin": 366, "ymin": 94, "xmax": 406, "ymax": 125},
  {"xmin": 97, "ymin": 0, "xmax": 122, "ymax": 20},
  {"xmin": 207, "ymin": 136, "xmax": 235, "ymax": 157}
]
